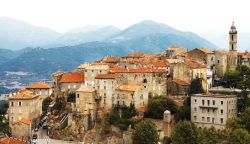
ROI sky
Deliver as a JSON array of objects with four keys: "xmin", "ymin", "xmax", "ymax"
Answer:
[{"xmin": 0, "ymin": 0, "xmax": 250, "ymax": 49}]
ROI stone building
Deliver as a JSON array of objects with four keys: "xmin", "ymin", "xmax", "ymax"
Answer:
[
  {"xmin": 75, "ymin": 85, "xmax": 97, "ymax": 115},
  {"xmin": 173, "ymin": 61, "xmax": 208, "ymax": 91},
  {"xmin": 186, "ymin": 48, "xmax": 215, "ymax": 68},
  {"xmin": 121, "ymin": 52, "xmax": 144, "ymax": 62},
  {"xmin": 214, "ymin": 50, "xmax": 228, "ymax": 78},
  {"xmin": 60, "ymin": 72, "xmax": 84, "ymax": 92},
  {"xmin": 227, "ymin": 22, "xmax": 238, "ymax": 69},
  {"xmin": 51, "ymin": 71, "xmax": 64, "ymax": 95},
  {"xmin": 95, "ymin": 74, "xmax": 123, "ymax": 111},
  {"xmin": 25, "ymin": 81, "xmax": 52, "ymax": 97},
  {"xmin": 191, "ymin": 93, "xmax": 237, "ymax": 129},
  {"xmin": 11, "ymin": 119, "xmax": 32, "ymax": 141},
  {"xmin": 110, "ymin": 67, "xmax": 167, "ymax": 96},
  {"xmin": 114, "ymin": 84, "xmax": 148, "ymax": 109},
  {"xmin": 84, "ymin": 65, "xmax": 109, "ymax": 86},
  {"xmin": 8, "ymin": 89, "xmax": 42, "ymax": 126},
  {"xmin": 167, "ymin": 79, "xmax": 190, "ymax": 96},
  {"xmin": 165, "ymin": 45, "xmax": 187, "ymax": 58}
]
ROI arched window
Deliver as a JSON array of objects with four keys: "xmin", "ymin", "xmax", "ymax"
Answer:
[{"xmin": 143, "ymin": 78, "xmax": 147, "ymax": 83}]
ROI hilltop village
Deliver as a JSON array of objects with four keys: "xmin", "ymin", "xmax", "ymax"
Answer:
[{"xmin": 1, "ymin": 22, "xmax": 250, "ymax": 143}]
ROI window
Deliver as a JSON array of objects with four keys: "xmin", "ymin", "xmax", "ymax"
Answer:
[
  {"xmin": 77, "ymin": 94, "xmax": 79, "ymax": 98},
  {"xmin": 104, "ymin": 98, "xmax": 106, "ymax": 104},
  {"xmin": 194, "ymin": 107, "xmax": 197, "ymax": 111},
  {"xmin": 207, "ymin": 109, "xmax": 210, "ymax": 113},
  {"xmin": 194, "ymin": 99, "xmax": 197, "ymax": 103},
  {"xmin": 104, "ymin": 86, "xmax": 106, "ymax": 90},
  {"xmin": 212, "ymin": 118, "xmax": 215, "ymax": 124},
  {"xmin": 11, "ymin": 102, "xmax": 14, "ymax": 107},
  {"xmin": 213, "ymin": 100, "xmax": 215, "ymax": 105},
  {"xmin": 18, "ymin": 102, "xmax": 22, "ymax": 106},
  {"xmin": 202, "ymin": 100, "xmax": 204, "ymax": 105},
  {"xmin": 220, "ymin": 118, "xmax": 224, "ymax": 123},
  {"xmin": 213, "ymin": 109, "xmax": 215, "ymax": 113},
  {"xmin": 207, "ymin": 100, "xmax": 210, "ymax": 106},
  {"xmin": 221, "ymin": 101, "xmax": 223, "ymax": 105},
  {"xmin": 221, "ymin": 109, "xmax": 223, "ymax": 114},
  {"xmin": 202, "ymin": 117, "xmax": 205, "ymax": 122},
  {"xmin": 207, "ymin": 117, "xmax": 210, "ymax": 122},
  {"xmin": 218, "ymin": 60, "xmax": 220, "ymax": 64}
]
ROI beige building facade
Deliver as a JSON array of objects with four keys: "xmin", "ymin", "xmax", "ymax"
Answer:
[{"xmin": 191, "ymin": 93, "xmax": 237, "ymax": 129}]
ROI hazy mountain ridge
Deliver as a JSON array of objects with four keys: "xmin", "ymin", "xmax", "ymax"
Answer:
[{"xmin": 0, "ymin": 18, "xmax": 219, "ymax": 81}]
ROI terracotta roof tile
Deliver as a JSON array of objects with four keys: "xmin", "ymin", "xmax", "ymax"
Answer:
[
  {"xmin": 102, "ymin": 56, "xmax": 120, "ymax": 63},
  {"xmin": 0, "ymin": 137, "xmax": 27, "ymax": 144},
  {"xmin": 176, "ymin": 51, "xmax": 187, "ymax": 57},
  {"xmin": 12, "ymin": 119, "xmax": 32, "ymax": 125},
  {"xmin": 214, "ymin": 50, "xmax": 228, "ymax": 55},
  {"xmin": 238, "ymin": 52, "xmax": 246, "ymax": 56},
  {"xmin": 60, "ymin": 73, "xmax": 84, "ymax": 83},
  {"xmin": 122, "ymin": 52, "xmax": 144, "ymax": 58},
  {"xmin": 9, "ymin": 90, "xmax": 39, "ymax": 100},
  {"xmin": 173, "ymin": 79, "xmax": 190, "ymax": 86},
  {"xmin": 137, "ymin": 106, "xmax": 147, "ymax": 112},
  {"xmin": 184, "ymin": 61, "xmax": 206, "ymax": 69},
  {"xmin": 95, "ymin": 74, "xmax": 120, "ymax": 79},
  {"xmin": 110, "ymin": 68, "xmax": 167, "ymax": 73},
  {"xmin": 116, "ymin": 84, "xmax": 143, "ymax": 92},
  {"xmin": 26, "ymin": 82, "xmax": 51, "ymax": 89},
  {"xmin": 196, "ymin": 48, "xmax": 214, "ymax": 54},
  {"xmin": 150, "ymin": 61, "xmax": 170, "ymax": 67}
]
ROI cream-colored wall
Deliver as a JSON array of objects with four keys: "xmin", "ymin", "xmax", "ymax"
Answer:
[
  {"xmin": 95, "ymin": 79, "xmax": 117, "ymax": 111},
  {"xmin": 173, "ymin": 63, "xmax": 207, "ymax": 91},
  {"xmin": 61, "ymin": 82, "xmax": 83, "ymax": 92},
  {"xmin": 8, "ymin": 97, "xmax": 42, "ymax": 124},
  {"xmin": 84, "ymin": 69, "xmax": 108, "ymax": 86},
  {"xmin": 75, "ymin": 91, "xmax": 96, "ymax": 114},
  {"xmin": 26, "ymin": 88, "xmax": 52, "ymax": 97},
  {"xmin": 215, "ymin": 52, "xmax": 227, "ymax": 78},
  {"xmin": 11, "ymin": 123, "xmax": 31, "ymax": 140},
  {"xmin": 115, "ymin": 87, "xmax": 148, "ymax": 108},
  {"xmin": 191, "ymin": 95, "xmax": 237, "ymax": 129}
]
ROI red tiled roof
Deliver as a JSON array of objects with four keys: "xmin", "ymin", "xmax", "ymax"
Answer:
[
  {"xmin": 102, "ymin": 56, "xmax": 120, "ymax": 63},
  {"xmin": 122, "ymin": 52, "xmax": 144, "ymax": 58},
  {"xmin": 110, "ymin": 68, "xmax": 167, "ymax": 73},
  {"xmin": 176, "ymin": 101, "xmax": 184, "ymax": 107},
  {"xmin": 95, "ymin": 74, "xmax": 120, "ymax": 79},
  {"xmin": 26, "ymin": 82, "xmax": 51, "ymax": 89},
  {"xmin": 150, "ymin": 61, "xmax": 170, "ymax": 67},
  {"xmin": 9, "ymin": 89, "xmax": 39, "ymax": 100},
  {"xmin": 0, "ymin": 137, "xmax": 27, "ymax": 144},
  {"xmin": 176, "ymin": 51, "xmax": 187, "ymax": 57},
  {"xmin": 131, "ymin": 116, "xmax": 143, "ymax": 121},
  {"xmin": 60, "ymin": 73, "xmax": 84, "ymax": 83},
  {"xmin": 12, "ymin": 119, "xmax": 32, "ymax": 125},
  {"xmin": 196, "ymin": 48, "xmax": 214, "ymax": 54},
  {"xmin": 137, "ymin": 106, "xmax": 147, "ymax": 112},
  {"xmin": 184, "ymin": 61, "xmax": 206, "ymax": 69},
  {"xmin": 173, "ymin": 79, "xmax": 190, "ymax": 86},
  {"xmin": 237, "ymin": 52, "xmax": 246, "ymax": 56}
]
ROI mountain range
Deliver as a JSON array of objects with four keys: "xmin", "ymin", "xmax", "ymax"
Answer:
[{"xmin": 0, "ymin": 18, "xmax": 219, "ymax": 82}]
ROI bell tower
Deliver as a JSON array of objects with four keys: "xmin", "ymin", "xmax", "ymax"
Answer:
[{"xmin": 228, "ymin": 21, "xmax": 238, "ymax": 69}]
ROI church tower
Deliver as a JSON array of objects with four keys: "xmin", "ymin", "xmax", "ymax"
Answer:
[{"xmin": 227, "ymin": 21, "xmax": 238, "ymax": 69}]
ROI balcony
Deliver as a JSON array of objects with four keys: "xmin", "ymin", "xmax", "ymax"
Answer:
[{"xmin": 199, "ymin": 105, "xmax": 218, "ymax": 109}]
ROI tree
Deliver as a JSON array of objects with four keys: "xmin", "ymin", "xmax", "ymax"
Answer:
[
  {"xmin": 0, "ymin": 116, "xmax": 11, "ymax": 136},
  {"xmin": 132, "ymin": 120, "xmax": 159, "ymax": 144},
  {"xmin": 188, "ymin": 78, "xmax": 204, "ymax": 95},
  {"xmin": 229, "ymin": 128, "xmax": 250, "ymax": 144},
  {"xmin": 225, "ymin": 117, "xmax": 241, "ymax": 131},
  {"xmin": 53, "ymin": 96, "xmax": 65, "ymax": 111},
  {"xmin": 67, "ymin": 92, "xmax": 76, "ymax": 102},
  {"xmin": 171, "ymin": 121, "xmax": 199, "ymax": 144},
  {"xmin": 42, "ymin": 96, "xmax": 52, "ymax": 111},
  {"xmin": 223, "ymin": 68, "xmax": 238, "ymax": 88},
  {"xmin": 239, "ymin": 107, "xmax": 250, "ymax": 132},
  {"xmin": 145, "ymin": 96, "xmax": 177, "ymax": 119}
]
